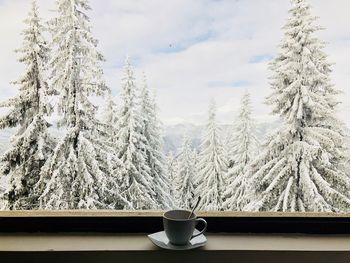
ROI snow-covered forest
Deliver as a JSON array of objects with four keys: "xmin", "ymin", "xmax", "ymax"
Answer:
[{"xmin": 1, "ymin": 0, "xmax": 350, "ymax": 212}]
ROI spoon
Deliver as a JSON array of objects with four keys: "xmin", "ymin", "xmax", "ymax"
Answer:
[{"xmin": 188, "ymin": 196, "xmax": 201, "ymax": 219}]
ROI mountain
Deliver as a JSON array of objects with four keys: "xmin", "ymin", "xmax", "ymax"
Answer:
[{"xmin": 162, "ymin": 120, "xmax": 281, "ymax": 155}]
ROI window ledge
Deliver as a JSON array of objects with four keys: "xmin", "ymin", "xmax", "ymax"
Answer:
[{"xmin": 1, "ymin": 233, "xmax": 350, "ymax": 252}]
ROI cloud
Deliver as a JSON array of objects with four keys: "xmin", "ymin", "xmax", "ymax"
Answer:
[{"xmin": 0, "ymin": 0, "xmax": 349, "ymax": 127}]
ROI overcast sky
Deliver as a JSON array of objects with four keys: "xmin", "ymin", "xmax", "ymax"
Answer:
[{"xmin": 0, "ymin": 0, "xmax": 349, "ymax": 126}]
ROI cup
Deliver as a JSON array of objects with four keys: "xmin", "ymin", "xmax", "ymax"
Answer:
[{"xmin": 163, "ymin": 209, "xmax": 207, "ymax": 245}]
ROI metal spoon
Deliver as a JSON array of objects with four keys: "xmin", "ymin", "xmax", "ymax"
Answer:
[{"xmin": 188, "ymin": 196, "xmax": 201, "ymax": 219}]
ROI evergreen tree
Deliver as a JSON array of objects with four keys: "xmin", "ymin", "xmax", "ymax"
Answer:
[
  {"xmin": 139, "ymin": 75, "xmax": 173, "ymax": 209},
  {"xmin": 98, "ymin": 90, "xmax": 132, "ymax": 209},
  {"xmin": 247, "ymin": 0, "xmax": 350, "ymax": 212},
  {"xmin": 166, "ymin": 151, "xmax": 178, "ymax": 205},
  {"xmin": 226, "ymin": 92, "xmax": 258, "ymax": 169},
  {"xmin": 223, "ymin": 92, "xmax": 259, "ymax": 210},
  {"xmin": 101, "ymin": 90, "xmax": 118, "ymax": 145},
  {"xmin": 174, "ymin": 133, "xmax": 196, "ymax": 210},
  {"xmin": 196, "ymin": 99, "xmax": 228, "ymax": 210},
  {"xmin": 0, "ymin": 0, "xmax": 55, "ymax": 210},
  {"xmin": 37, "ymin": 0, "xmax": 128, "ymax": 209},
  {"xmin": 115, "ymin": 58, "xmax": 157, "ymax": 209}
]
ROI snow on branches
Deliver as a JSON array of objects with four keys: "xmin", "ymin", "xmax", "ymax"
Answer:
[
  {"xmin": 1, "ymin": 0, "xmax": 350, "ymax": 213},
  {"xmin": 0, "ymin": 0, "xmax": 55, "ymax": 210},
  {"xmin": 174, "ymin": 133, "xmax": 197, "ymax": 210},
  {"xmin": 114, "ymin": 58, "xmax": 157, "ymax": 209},
  {"xmin": 139, "ymin": 74, "xmax": 173, "ymax": 209},
  {"xmin": 196, "ymin": 99, "xmax": 228, "ymax": 210},
  {"xmin": 223, "ymin": 91, "xmax": 259, "ymax": 211},
  {"xmin": 36, "ymin": 0, "xmax": 129, "ymax": 209},
  {"xmin": 247, "ymin": 0, "xmax": 350, "ymax": 212}
]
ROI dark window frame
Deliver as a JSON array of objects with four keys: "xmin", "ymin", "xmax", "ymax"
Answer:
[{"xmin": 1, "ymin": 211, "xmax": 350, "ymax": 234}]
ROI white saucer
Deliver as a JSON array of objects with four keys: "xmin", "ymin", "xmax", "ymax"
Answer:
[{"xmin": 148, "ymin": 229, "xmax": 207, "ymax": 250}]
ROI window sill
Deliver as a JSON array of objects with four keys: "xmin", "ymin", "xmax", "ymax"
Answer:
[{"xmin": 1, "ymin": 233, "xmax": 350, "ymax": 252}]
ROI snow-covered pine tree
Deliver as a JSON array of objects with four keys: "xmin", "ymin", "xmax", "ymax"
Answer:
[
  {"xmin": 166, "ymin": 151, "xmax": 178, "ymax": 205},
  {"xmin": 196, "ymin": 99, "xmax": 228, "ymax": 210},
  {"xmin": 139, "ymin": 75, "xmax": 173, "ymax": 209},
  {"xmin": 247, "ymin": 0, "xmax": 350, "ymax": 212},
  {"xmin": 223, "ymin": 91, "xmax": 259, "ymax": 210},
  {"xmin": 37, "ymin": 0, "xmax": 129, "ymax": 209},
  {"xmin": 174, "ymin": 133, "xmax": 196, "ymax": 210},
  {"xmin": 101, "ymin": 90, "xmax": 118, "ymax": 144},
  {"xmin": 98, "ymin": 89, "xmax": 132, "ymax": 209},
  {"xmin": 226, "ymin": 92, "xmax": 259, "ymax": 169},
  {"xmin": 115, "ymin": 58, "xmax": 157, "ymax": 210},
  {"xmin": 0, "ymin": 0, "xmax": 55, "ymax": 210}
]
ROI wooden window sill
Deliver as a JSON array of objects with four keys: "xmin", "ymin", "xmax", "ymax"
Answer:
[{"xmin": 1, "ymin": 233, "xmax": 350, "ymax": 252}]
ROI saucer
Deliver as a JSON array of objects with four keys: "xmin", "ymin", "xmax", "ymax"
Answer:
[{"xmin": 148, "ymin": 229, "xmax": 207, "ymax": 250}]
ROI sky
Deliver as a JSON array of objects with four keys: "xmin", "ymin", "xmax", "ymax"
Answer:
[{"xmin": 0, "ymin": 0, "xmax": 349, "ymax": 126}]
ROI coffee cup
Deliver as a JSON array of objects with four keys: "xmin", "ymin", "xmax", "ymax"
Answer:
[{"xmin": 163, "ymin": 209, "xmax": 207, "ymax": 245}]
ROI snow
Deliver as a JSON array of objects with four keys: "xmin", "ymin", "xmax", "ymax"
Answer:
[
  {"xmin": 195, "ymin": 100, "xmax": 228, "ymax": 210},
  {"xmin": 0, "ymin": 0, "xmax": 54, "ymax": 210},
  {"xmin": 1, "ymin": 0, "xmax": 349, "ymax": 212},
  {"xmin": 246, "ymin": 0, "xmax": 350, "ymax": 212},
  {"xmin": 114, "ymin": 58, "xmax": 158, "ymax": 210},
  {"xmin": 173, "ymin": 133, "xmax": 197, "ymax": 209},
  {"xmin": 36, "ymin": 0, "xmax": 125, "ymax": 210},
  {"xmin": 139, "ymin": 74, "xmax": 173, "ymax": 209},
  {"xmin": 223, "ymin": 92, "xmax": 259, "ymax": 211}
]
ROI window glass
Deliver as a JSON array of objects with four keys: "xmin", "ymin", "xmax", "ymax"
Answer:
[{"xmin": 0, "ymin": 0, "xmax": 349, "ymax": 213}]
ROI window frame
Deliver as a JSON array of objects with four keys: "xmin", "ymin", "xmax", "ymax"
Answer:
[{"xmin": 1, "ymin": 211, "xmax": 350, "ymax": 234}]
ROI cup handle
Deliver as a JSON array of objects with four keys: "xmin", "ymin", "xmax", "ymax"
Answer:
[{"xmin": 191, "ymin": 218, "xmax": 207, "ymax": 239}]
